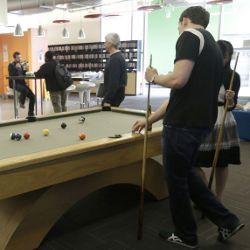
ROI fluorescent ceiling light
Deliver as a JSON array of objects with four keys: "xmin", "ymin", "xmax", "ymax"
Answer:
[
  {"xmin": 14, "ymin": 23, "xmax": 24, "ymax": 36},
  {"xmin": 62, "ymin": 27, "xmax": 69, "ymax": 38}
]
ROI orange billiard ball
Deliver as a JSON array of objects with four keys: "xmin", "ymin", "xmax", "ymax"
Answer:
[
  {"xmin": 79, "ymin": 133, "xmax": 86, "ymax": 140},
  {"xmin": 23, "ymin": 132, "xmax": 30, "ymax": 140}
]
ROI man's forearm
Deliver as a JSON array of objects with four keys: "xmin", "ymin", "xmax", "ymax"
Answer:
[{"xmin": 149, "ymin": 99, "xmax": 169, "ymax": 124}]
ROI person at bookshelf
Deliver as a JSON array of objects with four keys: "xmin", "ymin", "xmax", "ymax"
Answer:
[
  {"xmin": 34, "ymin": 51, "xmax": 67, "ymax": 113},
  {"xmin": 132, "ymin": 6, "xmax": 244, "ymax": 249},
  {"xmin": 8, "ymin": 51, "xmax": 35, "ymax": 117},
  {"xmin": 194, "ymin": 40, "xmax": 241, "ymax": 202},
  {"xmin": 102, "ymin": 32, "xmax": 127, "ymax": 110}
]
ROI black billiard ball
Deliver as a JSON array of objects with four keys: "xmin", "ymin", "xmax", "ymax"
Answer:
[
  {"xmin": 61, "ymin": 122, "xmax": 67, "ymax": 129},
  {"xmin": 10, "ymin": 132, "xmax": 16, "ymax": 140}
]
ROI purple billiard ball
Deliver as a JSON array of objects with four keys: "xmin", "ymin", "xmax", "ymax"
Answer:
[{"xmin": 15, "ymin": 133, "xmax": 22, "ymax": 141}]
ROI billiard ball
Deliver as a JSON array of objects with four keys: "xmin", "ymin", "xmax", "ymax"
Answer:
[
  {"xmin": 10, "ymin": 132, "xmax": 16, "ymax": 140},
  {"xmin": 43, "ymin": 129, "xmax": 49, "ymax": 136},
  {"xmin": 79, "ymin": 133, "xmax": 86, "ymax": 140},
  {"xmin": 23, "ymin": 132, "xmax": 30, "ymax": 140},
  {"xmin": 61, "ymin": 122, "xmax": 67, "ymax": 129},
  {"xmin": 79, "ymin": 116, "xmax": 85, "ymax": 124},
  {"xmin": 15, "ymin": 133, "xmax": 22, "ymax": 141}
]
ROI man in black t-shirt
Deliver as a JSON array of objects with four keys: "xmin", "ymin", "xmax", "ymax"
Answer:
[{"xmin": 132, "ymin": 6, "xmax": 244, "ymax": 249}]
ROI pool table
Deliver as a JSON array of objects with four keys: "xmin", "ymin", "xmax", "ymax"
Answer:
[{"xmin": 0, "ymin": 107, "xmax": 167, "ymax": 250}]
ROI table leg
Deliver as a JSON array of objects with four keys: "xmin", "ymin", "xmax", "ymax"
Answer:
[
  {"xmin": 87, "ymin": 89, "xmax": 91, "ymax": 108},
  {"xmin": 40, "ymin": 79, "xmax": 43, "ymax": 115},
  {"xmin": 34, "ymin": 79, "xmax": 38, "ymax": 115},
  {"xmin": 13, "ymin": 80, "xmax": 18, "ymax": 119}
]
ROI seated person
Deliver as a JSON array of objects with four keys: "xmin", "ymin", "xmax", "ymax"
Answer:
[{"xmin": 8, "ymin": 51, "xmax": 35, "ymax": 117}]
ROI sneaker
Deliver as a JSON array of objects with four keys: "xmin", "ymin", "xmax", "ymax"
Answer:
[
  {"xmin": 26, "ymin": 115, "xmax": 37, "ymax": 122},
  {"xmin": 217, "ymin": 223, "xmax": 245, "ymax": 242},
  {"xmin": 159, "ymin": 231, "xmax": 198, "ymax": 249}
]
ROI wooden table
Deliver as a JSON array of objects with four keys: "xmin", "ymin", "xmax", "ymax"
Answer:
[{"xmin": 0, "ymin": 107, "xmax": 168, "ymax": 250}]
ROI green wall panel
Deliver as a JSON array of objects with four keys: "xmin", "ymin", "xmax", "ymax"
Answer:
[{"xmin": 146, "ymin": 6, "xmax": 221, "ymax": 74}]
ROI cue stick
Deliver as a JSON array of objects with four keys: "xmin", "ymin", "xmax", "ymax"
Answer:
[
  {"xmin": 208, "ymin": 52, "xmax": 239, "ymax": 190},
  {"xmin": 137, "ymin": 54, "xmax": 152, "ymax": 240}
]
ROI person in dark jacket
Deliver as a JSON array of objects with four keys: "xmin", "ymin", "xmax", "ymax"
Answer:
[
  {"xmin": 35, "ymin": 51, "xmax": 67, "ymax": 113},
  {"xmin": 102, "ymin": 33, "xmax": 127, "ymax": 109},
  {"xmin": 8, "ymin": 51, "xmax": 35, "ymax": 117}
]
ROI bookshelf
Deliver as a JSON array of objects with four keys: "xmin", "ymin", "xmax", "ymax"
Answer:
[
  {"xmin": 48, "ymin": 40, "xmax": 141, "ymax": 73},
  {"xmin": 48, "ymin": 40, "xmax": 141, "ymax": 95}
]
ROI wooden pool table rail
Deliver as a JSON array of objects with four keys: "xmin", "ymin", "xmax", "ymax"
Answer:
[{"xmin": 0, "ymin": 107, "xmax": 168, "ymax": 250}]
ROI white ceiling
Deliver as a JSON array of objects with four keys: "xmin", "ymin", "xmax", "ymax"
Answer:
[{"xmin": 0, "ymin": 0, "xmax": 237, "ymax": 34}]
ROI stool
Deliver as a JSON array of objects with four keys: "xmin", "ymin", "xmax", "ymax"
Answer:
[
  {"xmin": 75, "ymin": 81, "xmax": 96, "ymax": 108},
  {"xmin": 91, "ymin": 80, "xmax": 104, "ymax": 106},
  {"xmin": 7, "ymin": 87, "xmax": 22, "ymax": 118},
  {"xmin": 66, "ymin": 84, "xmax": 76, "ymax": 102}
]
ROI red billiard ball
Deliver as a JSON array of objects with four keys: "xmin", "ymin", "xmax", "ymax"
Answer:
[
  {"xmin": 79, "ymin": 133, "xmax": 86, "ymax": 140},
  {"xmin": 23, "ymin": 132, "xmax": 30, "ymax": 140}
]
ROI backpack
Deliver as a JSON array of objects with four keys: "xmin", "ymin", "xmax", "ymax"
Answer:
[{"xmin": 54, "ymin": 63, "xmax": 73, "ymax": 90}]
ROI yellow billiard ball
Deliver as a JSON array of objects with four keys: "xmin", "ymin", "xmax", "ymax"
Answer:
[{"xmin": 43, "ymin": 128, "xmax": 49, "ymax": 136}]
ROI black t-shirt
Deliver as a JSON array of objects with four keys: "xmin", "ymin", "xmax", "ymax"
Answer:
[{"xmin": 163, "ymin": 29, "xmax": 223, "ymax": 128}]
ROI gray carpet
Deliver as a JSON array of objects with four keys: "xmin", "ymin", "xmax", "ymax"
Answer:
[{"xmin": 38, "ymin": 95, "xmax": 250, "ymax": 250}]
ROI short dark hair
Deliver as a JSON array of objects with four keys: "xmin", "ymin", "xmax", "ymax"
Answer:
[
  {"xmin": 45, "ymin": 51, "xmax": 53, "ymax": 60},
  {"xmin": 13, "ymin": 51, "xmax": 20, "ymax": 59},
  {"xmin": 179, "ymin": 6, "xmax": 210, "ymax": 28}
]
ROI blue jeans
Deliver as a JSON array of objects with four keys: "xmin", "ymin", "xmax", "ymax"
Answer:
[{"xmin": 162, "ymin": 125, "xmax": 240, "ymax": 244}]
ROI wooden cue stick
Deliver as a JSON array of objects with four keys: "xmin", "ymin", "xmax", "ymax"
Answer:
[
  {"xmin": 208, "ymin": 52, "xmax": 240, "ymax": 190},
  {"xmin": 137, "ymin": 54, "xmax": 152, "ymax": 240}
]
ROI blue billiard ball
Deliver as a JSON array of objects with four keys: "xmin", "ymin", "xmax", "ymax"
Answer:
[{"xmin": 15, "ymin": 133, "xmax": 22, "ymax": 141}]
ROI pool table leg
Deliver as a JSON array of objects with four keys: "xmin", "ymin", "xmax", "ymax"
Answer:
[{"xmin": 0, "ymin": 158, "xmax": 168, "ymax": 250}]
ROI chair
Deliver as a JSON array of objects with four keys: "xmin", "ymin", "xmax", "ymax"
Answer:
[
  {"xmin": 75, "ymin": 81, "xmax": 96, "ymax": 108},
  {"xmin": 65, "ymin": 84, "xmax": 76, "ymax": 103},
  {"xmin": 91, "ymin": 79, "xmax": 104, "ymax": 106}
]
